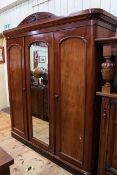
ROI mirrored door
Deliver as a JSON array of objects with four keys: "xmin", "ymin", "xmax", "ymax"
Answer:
[
  {"xmin": 25, "ymin": 33, "xmax": 54, "ymax": 152},
  {"xmin": 30, "ymin": 42, "xmax": 49, "ymax": 145}
]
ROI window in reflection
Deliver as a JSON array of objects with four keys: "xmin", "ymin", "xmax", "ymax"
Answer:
[{"xmin": 30, "ymin": 42, "xmax": 49, "ymax": 145}]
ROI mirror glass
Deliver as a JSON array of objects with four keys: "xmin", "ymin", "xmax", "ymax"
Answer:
[{"xmin": 30, "ymin": 42, "xmax": 49, "ymax": 145}]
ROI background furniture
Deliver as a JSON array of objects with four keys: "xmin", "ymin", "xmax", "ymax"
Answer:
[
  {"xmin": 96, "ymin": 37, "xmax": 117, "ymax": 175},
  {"xmin": 4, "ymin": 9, "xmax": 117, "ymax": 175},
  {"xmin": 0, "ymin": 147, "xmax": 14, "ymax": 175},
  {"xmin": 31, "ymin": 86, "xmax": 48, "ymax": 120}
]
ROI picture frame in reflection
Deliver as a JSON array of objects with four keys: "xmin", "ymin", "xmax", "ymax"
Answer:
[{"xmin": 39, "ymin": 56, "xmax": 46, "ymax": 63}]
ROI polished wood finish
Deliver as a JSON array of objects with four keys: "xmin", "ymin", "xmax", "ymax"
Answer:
[
  {"xmin": 103, "ymin": 45, "xmax": 112, "ymax": 57},
  {"xmin": 96, "ymin": 37, "xmax": 117, "ymax": 175},
  {"xmin": 18, "ymin": 12, "xmax": 58, "ymax": 26},
  {"xmin": 7, "ymin": 38, "xmax": 28, "ymax": 139},
  {"xmin": 95, "ymin": 37, "xmax": 117, "ymax": 44},
  {"xmin": 4, "ymin": 9, "xmax": 117, "ymax": 175},
  {"xmin": 96, "ymin": 91, "xmax": 117, "ymax": 98},
  {"xmin": 96, "ymin": 97, "xmax": 117, "ymax": 175},
  {"xmin": 101, "ymin": 45, "xmax": 116, "ymax": 93},
  {"xmin": 95, "ymin": 37, "xmax": 117, "ymax": 92},
  {"xmin": 0, "ymin": 147, "xmax": 14, "ymax": 175},
  {"xmin": 55, "ymin": 35, "xmax": 86, "ymax": 166},
  {"xmin": 60, "ymin": 38, "xmax": 85, "ymax": 162}
]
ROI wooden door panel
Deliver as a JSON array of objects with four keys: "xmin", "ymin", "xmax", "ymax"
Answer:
[
  {"xmin": 10, "ymin": 46, "xmax": 24, "ymax": 131},
  {"xmin": 60, "ymin": 38, "xmax": 85, "ymax": 162},
  {"xmin": 54, "ymin": 28, "xmax": 89, "ymax": 167},
  {"xmin": 7, "ymin": 38, "xmax": 27, "ymax": 138}
]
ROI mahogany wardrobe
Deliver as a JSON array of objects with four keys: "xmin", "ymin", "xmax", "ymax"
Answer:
[{"xmin": 4, "ymin": 8, "xmax": 117, "ymax": 175}]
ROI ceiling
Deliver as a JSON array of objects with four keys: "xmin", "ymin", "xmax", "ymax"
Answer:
[{"xmin": 0, "ymin": 0, "xmax": 17, "ymax": 9}]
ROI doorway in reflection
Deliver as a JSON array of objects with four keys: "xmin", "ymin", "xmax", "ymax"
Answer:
[{"xmin": 30, "ymin": 42, "xmax": 49, "ymax": 145}]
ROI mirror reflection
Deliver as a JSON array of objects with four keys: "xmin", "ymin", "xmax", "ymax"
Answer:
[{"xmin": 30, "ymin": 42, "xmax": 49, "ymax": 145}]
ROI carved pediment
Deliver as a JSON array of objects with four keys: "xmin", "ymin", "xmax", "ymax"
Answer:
[{"xmin": 18, "ymin": 12, "xmax": 58, "ymax": 26}]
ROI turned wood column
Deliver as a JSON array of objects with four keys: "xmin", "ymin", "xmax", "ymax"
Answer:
[{"xmin": 101, "ymin": 45, "xmax": 115, "ymax": 93}]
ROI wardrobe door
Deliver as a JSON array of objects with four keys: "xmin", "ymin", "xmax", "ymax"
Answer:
[
  {"xmin": 25, "ymin": 32, "xmax": 54, "ymax": 153},
  {"xmin": 7, "ymin": 38, "xmax": 27, "ymax": 138},
  {"xmin": 54, "ymin": 28, "xmax": 94, "ymax": 170}
]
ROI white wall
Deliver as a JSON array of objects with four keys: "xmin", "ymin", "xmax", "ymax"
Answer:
[
  {"xmin": 0, "ymin": 0, "xmax": 117, "ymax": 109},
  {"xmin": 0, "ymin": 38, "xmax": 9, "ymax": 110}
]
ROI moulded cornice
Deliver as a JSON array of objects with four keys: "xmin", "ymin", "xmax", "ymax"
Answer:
[{"xmin": 3, "ymin": 8, "xmax": 117, "ymax": 38}]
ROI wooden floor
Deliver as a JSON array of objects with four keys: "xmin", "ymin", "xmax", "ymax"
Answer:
[{"xmin": 0, "ymin": 111, "xmax": 72, "ymax": 175}]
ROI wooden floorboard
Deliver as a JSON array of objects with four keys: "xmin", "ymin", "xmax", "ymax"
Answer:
[{"xmin": 0, "ymin": 111, "xmax": 72, "ymax": 175}]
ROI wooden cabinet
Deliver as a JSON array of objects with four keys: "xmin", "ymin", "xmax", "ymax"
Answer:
[
  {"xmin": 97, "ymin": 97, "xmax": 117, "ymax": 175},
  {"xmin": 4, "ymin": 9, "xmax": 117, "ymax": 175},
  {"xmin": 31, "ymin": 86, "xmax": 48, "ymax": 120},
  {"xmin": 96, "ymin": 37, "xmax": 117, "ymax": 175},
  {"xmin": 31, "ymin": 86, "xmax": 44, "ymax": 118}
]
